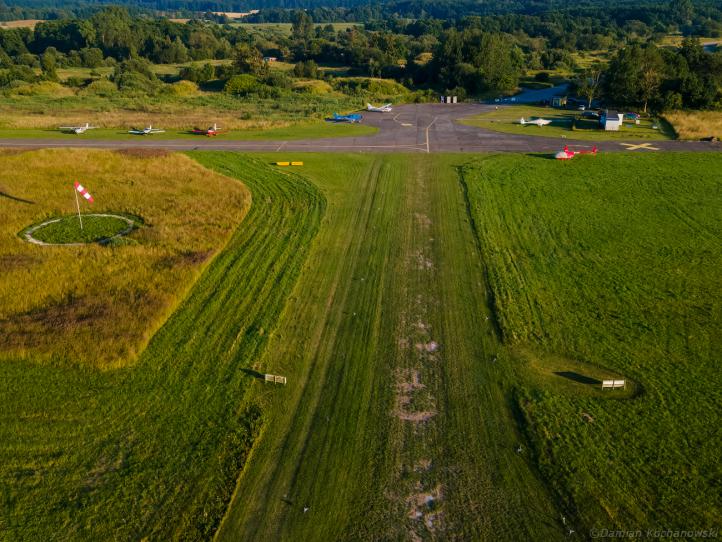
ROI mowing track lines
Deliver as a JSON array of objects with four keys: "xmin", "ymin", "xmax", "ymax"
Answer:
[
  {"xmin": 216, "ymin": 156, "xmax": 397, "ymax": 541},
  {"xmin": 1, "ymin": 154, "xmax": 325, "ymax": 541}
]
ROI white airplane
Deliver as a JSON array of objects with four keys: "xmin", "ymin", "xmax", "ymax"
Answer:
[
  {"xmin": 128, "ymin": 125, "xmax": 165, "ymax": 135},
  {"xmin": 59, "ymin": 122, "xmax": 96, "ymax": 134},
  {"xmin": 519, "ymin": 117, "xmax": 552, "ymax": 127},
  {"xmin": 367, "ymin": 103, "xmax": 393, "ymax": 113}
]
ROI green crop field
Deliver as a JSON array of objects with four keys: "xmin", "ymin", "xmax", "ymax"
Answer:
[
  {"xmin": 0, "ymin": 151, "xmax": 719, "ymax": 540},
  {"xmin": 462, "ymin": 105, "xmax": 675, "ymax": 140}
]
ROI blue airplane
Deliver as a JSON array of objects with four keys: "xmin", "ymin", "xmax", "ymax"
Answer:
[{"xmin": 327, "ymin": 112, "xmax": 363, "ymax": 123}]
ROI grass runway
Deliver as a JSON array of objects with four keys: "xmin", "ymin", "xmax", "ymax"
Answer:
[{"xmin": 0, "ymin": 151, "xmax": 719, "ymax": 540}]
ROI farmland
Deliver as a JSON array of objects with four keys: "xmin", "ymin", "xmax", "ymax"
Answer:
[{"xmin": 0, "ymin": 150, "xmax": 720, "ymax": 540}]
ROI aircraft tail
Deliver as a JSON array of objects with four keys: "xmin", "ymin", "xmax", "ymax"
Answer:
[{"xmin": 519, "ymin": 118, "xmax": 526, "ymax": 125}]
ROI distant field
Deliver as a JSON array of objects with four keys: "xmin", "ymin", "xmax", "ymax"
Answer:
[
  {"xmin": 461, "ymin": 105, "xmax": 674, "ymax": 140},
  {"xmin": 664, "ymin": 110, "xmax": 722, "ymax": 140},
  {"xmin": 659, "ymin": 34, "xmax": 720, "ymax": 47},
  {"xmin": 0, "ymin": 149, "xmax": 248, "ymax": 367},
  {"xmin": 0, "ymin": 19, "xmax": 43, "ymax": 28},
  {"xmin": 233, "ymin": 22, "xmax": 362, "ymax": 33}
]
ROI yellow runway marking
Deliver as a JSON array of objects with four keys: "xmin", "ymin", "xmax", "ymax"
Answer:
[{"xmin": 620, "ymin": 142, "xmax": 660, "ymax": 151}]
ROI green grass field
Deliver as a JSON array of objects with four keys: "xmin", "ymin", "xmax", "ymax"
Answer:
[
  {"xmin": 25, "ymin": 214, "xmax": 135, "ymax": 244},
  {"xmin": 0, "ymin": 151, "xmax": 719, "ymax": 540},
  {"xmin": 462, "ymin": 105, "xmax": 675, "ymax": 140},
  {"xmin": 0, "ymin": 123, "xmax": 376, "ymax": 141}
]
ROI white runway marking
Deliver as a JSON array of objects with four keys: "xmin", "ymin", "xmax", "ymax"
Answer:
[
  {"xmin": 425, "ymin": 116, "xmax": 438, "ymax": 153},
  {"xmin": 620, "ymin": 142, "xmax": 660, "ymax": 151}
]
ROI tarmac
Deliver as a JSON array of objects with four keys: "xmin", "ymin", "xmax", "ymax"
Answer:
[{"xmin": 0, "ymin": 103, "xmax": 718, "ymax": 154}]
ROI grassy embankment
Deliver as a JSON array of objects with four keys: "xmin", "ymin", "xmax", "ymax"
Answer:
[
  {"xmin": 0, "ymin": 153, "xmax": 325, "ymax": 540},
  {"xmin": 461, "ymin": 105, "xmax": 674, "ymax": 140},
  {"xmin": 0, "ymin": 149, "xmax": 248, "ymax": 367}
]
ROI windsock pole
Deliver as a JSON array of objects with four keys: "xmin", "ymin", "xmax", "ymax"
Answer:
[{"xmin": 74, "ymin": 186, "xmax": 83, "ymax": 230}]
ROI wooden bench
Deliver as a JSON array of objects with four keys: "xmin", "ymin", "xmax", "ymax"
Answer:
[
  {"xmin": 601, "ymin": 379, "xmax": 625, "ymax": 390},
  {"xmin": 264, "ymin": 374, "xmax": 287, "ymax": 385}
]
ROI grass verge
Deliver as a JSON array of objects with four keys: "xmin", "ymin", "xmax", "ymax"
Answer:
[{"xmin": 461, "ymin": 105, "xmax": 673, "ymax": 140}]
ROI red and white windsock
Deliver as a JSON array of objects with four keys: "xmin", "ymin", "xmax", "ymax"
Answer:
[{"xmin": 74, "ymin": 181, "xmax": 94, "ymax": 203}]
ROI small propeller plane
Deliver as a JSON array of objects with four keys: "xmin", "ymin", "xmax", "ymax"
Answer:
[
  {"xmin": 59, "ymin": 122, "xmax": 96, "ymax": 134},
  {"xmin": 519, "ymin": 117, "xmax": 552, "ymax": 127},
  {"xmin": 367, "ymin": 103, "xmax": 393, "ymax": 113},
  {"xmin": 128, "ymin": 125, "xmax": 165, "ymax": 135},
  {"xmin": 555, "ymin": 145, "xmax": 597, "ymax": 160},
  {"xmin": 192, "ymin": 123, "xmax": 224, "ymax": 136},
  {"xmin": 327, "ymin": 112, "xmax": 363, "ymax": 124}
]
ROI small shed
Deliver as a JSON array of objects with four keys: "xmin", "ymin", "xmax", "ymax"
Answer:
[
  {"xmin": 552, "ymin": 96, "xmax": 567, "ymax": 107},
  {"xmin": 600, "ymin": 110, "xmax": 623, "ymax": 131}
]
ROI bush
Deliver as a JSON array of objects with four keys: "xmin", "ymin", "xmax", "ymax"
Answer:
[
  {"xmin": 0, "ymin": 65, "xmax": 37, "ymax": 87},
  {"xmin": 9, "ymin": 81, "xmax": 73, "ymax": 97},
  {"xmin": 262, "ymin": 70, "xmax": 291, "ymax": 89},
  {"xmin": 163, "ymin": 80, "xmax": 200, "ymax": 97},
  {"xmin": 224, "ymin": 74, "xmax": 260, "ymax": 96},
  {"xmin": 534, "ymin": 71, "xmax": 551, "ymax": 82},
  {"xmin": 82, "ymin": 79, "xmax": 118, "ymax": 97},
  {"xmin": 292, "ymin": 80, "xmax": 333, "ymax": 95}
]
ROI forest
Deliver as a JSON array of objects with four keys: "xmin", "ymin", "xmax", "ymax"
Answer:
[{"xmin": 1, "ymin": 0, "xmax": 721, "ymax": 111}]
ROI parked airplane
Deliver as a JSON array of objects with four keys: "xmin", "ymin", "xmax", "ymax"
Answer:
[
  {"xmin": 519, "ymin": 117, "xmax": 552, "ymax": 127},
  {"xmin": 555, "ymin": 145, "xmax": 597, "ymax": 160},
  {"xmin": 367, "ymin": 103, "xmax": 392, "ymax": 112},
  {"xmin": 192, "ymin": 123, "xmax": 224, "ymax": 136},
  {"xmin": 59, "ymin": 123, "xmax": 96, "ymax": 134},
  {"xmin": 128, "ymin": 125, "xmax": 165, "ymax": 135},
  {"xmin": 327, "ymin": 112, "xmax": 363, "ymax": 123}
]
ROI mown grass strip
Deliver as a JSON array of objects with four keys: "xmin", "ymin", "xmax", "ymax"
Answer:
[{"xmin": 0, "ymin": 153, "xmax": 325, "ymax": 540}]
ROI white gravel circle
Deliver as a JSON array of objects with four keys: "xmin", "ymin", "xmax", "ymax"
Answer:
[{"xmin": 23, "ymin": 213, "xmax": 136, "ymax": 246}]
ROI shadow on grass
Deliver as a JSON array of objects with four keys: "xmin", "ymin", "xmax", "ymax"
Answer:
[
  {"xmin": 553, "ymin": 371, "xmax": 601, "ymax": 385},
  {"xmin": 242, "ymin": 368, "xmax": 266, "ymax": 380},
  {"xmin": 0, "ymin": 190, "xmax": 34, "ymax": 204}
]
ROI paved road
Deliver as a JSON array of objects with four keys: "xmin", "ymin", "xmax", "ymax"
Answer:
[{"xmin": 0, "ymin": 103, "xmax": 718, "ymax": 153}]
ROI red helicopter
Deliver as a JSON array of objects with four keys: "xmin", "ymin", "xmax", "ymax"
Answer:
[
  {"xmin": 192, "ymin": 123, "xmax": 224, "ymax": 136},
  {"xmin": 555, "ymin": 145, "xmax": 597, "ymax": 160}
]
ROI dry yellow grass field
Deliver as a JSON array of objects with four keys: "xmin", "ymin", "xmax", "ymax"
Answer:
[
  {"xmin": 664, "ymin": 110, "xmax": 722, "ymax": 140},
  {"xmin": 0, "ymin": 19, "xmax": 43, "ymax": 29},
  {"xmin": 0, "ymin": 149, "xmax": 250, "ymax": 367}
]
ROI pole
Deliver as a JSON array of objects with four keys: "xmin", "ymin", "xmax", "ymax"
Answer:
[{"xmin": 74, "ymin": 186, "xmax": 83, "ymax": 230}]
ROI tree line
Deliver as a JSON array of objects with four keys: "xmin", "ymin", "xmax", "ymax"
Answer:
[{"xmin": 1, "ymin": 4, "xmax": 720, "ymax": 110}]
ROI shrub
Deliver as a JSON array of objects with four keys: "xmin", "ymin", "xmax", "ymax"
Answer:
[
  {"xmin": 163, "ymin": 80, "xmax": 200, "ymax": 97},
  {"xmin": 82, "ymin": 79, "xmax": 118, "ymax": 97},
  {"xmin": 224, "ymin": 74, "xmax": 260, "ymax": 96},
  {"xmin": 9, "ymin": 81, "xmax": 74, "ymax": 97},
  {"xmin": 292, "ymin": 80, "xmax": 333, "ymax": 95}
]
